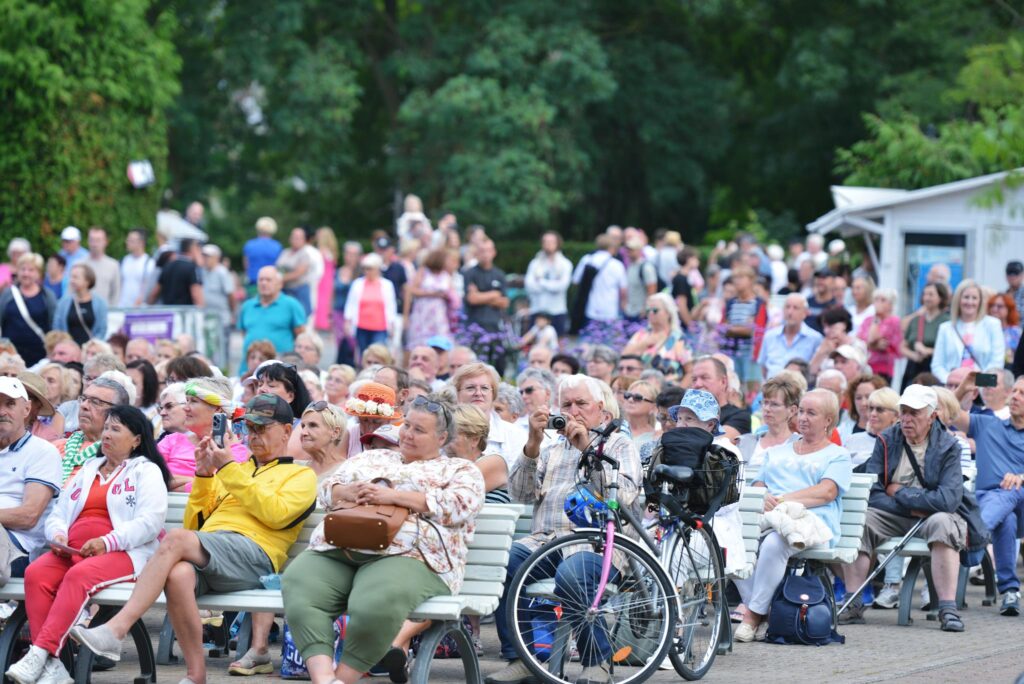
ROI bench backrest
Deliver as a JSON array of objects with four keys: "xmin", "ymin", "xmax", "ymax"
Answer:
[{"xmin": 166, "ymin": 493, "xmax": 518, "ymax": 598}]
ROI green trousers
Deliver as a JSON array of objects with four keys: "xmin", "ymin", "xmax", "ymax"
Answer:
[{"xmin": 282, "ymin": 549, "xmax": 450, "ymax": 672}]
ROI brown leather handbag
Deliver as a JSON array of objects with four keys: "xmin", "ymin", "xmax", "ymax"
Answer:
[{"xmin": 323, "ymin": 478, "xmax": 410, "ymax": 551}]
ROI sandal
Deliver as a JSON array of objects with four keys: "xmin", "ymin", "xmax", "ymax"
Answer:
[
  {"xmin": 378, "ymin": 647, "xmax": 410, "ymax": 684},
  {"xmin": 729, "ymin": 609, "xmax": 744, "ymax": 623},
  {"xmin": 938, "ymin": 608, "xmax": 965, "ymax": 633},
  {"xmin": 227, "ymin": 648, "xmax": 273, "ymax": 676}
]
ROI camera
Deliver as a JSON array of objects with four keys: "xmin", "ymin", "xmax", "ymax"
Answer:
[
  {"xmin": 212, "ymin": 413, "xmax": 227, "ymax": 448},
  {"xmin": 547, "ymin": 415, "xmax": 567, "ymax": 430}
]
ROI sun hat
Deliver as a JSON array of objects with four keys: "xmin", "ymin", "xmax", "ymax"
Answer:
[
  {"xmin": 17, "ymin": 372, "xmax": 53, "ymax": 416},
  {"xmin": 668, "ymin": 388, "xmax": 720, "ymax": 423},
  {"xmin": 344, "ymin": 381, "xmax": 401, "ymax": 420}
]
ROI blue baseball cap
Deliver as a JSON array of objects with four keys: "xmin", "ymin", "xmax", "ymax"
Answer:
[
  {"xmin": 425, "ymin": 335, "xmax": 453, "ymax": 352},
  {"xmin": 668, "ymin": 389, "xmax": 721, "ymax": 423}
]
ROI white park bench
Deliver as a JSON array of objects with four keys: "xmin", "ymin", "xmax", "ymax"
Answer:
[{"xmin": 0, "ymin": 494, "xmax": 520, "ymax": 684}]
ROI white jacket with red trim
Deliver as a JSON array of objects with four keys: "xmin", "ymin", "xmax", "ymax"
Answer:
[{"xmin": 45, "ymin": 456, "xmax": 168, "ymax": 576}]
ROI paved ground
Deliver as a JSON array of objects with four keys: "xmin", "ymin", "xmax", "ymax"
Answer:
[{"xmin": 76, "ymin": 572, "xmax": 1023, "ymax": 684}]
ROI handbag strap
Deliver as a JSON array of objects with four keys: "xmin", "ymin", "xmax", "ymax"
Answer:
[
  {"xmin": 916, "ymin": 313, "xmax": 926, "ymax": 345},
  {"xmin": 950, "ymin": 322, "xmax": 979, "ymax": 366},
  {"xmin": 10, "ymin": 287, "xmax": 46, "ymax": 343},
  {"xmin": 71, "ymin": 297, "xmax": 93, "ymax": 341},
  {"xmin": 901, "ymin": 439, "xmax": 933, "ymax": 490}
]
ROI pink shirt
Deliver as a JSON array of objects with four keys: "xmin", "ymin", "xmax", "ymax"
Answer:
[
  {"xmin": 357, "ymin": 278, "xmax": 387, "ymax": 331},
  {"xmin": 857, "ymin": 315, "xmax": 903, "ymax": 377},
  {"xmin": 157, "ymin": 432, "xmax": 250, "ymax": 492}
]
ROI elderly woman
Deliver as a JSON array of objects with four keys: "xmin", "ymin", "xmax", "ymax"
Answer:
[
  {"xmin": 899, "ymin": 282, "xmax": 950, "ymax": 391},
  {"xmin": 583, "ymin": 345, "xmax": 618, "ymax": 385},
  {"xmin": 254, "ymin": 361, "xmax": 313, "ymax": 459},
  {"xmin": 340, "ymin": 381, "xmax": 402, "ymax": 459},
  {"xmin": 494, "ymin": 383, "xmax": 525, "ymax": 424},
  {"xmin": 515, "ymin": 368, "xmax": 556, "ymax": 431},
  {"xmin": 53, "ymin": 263, "xmax": 108, "ymax": 346},
  {"xmin": 281, "ymin": 394, "xmax": 485, "ymax": 684},
  {"xmin": 843, "ymin": 388, "xmax": 900, "ymax": 471},
  {"xmin": 300, "ymin": 368, "xmax": 325, "ymax": 403},
  {"xmin": 298, "ymin": 403, "xmax": 349, "ymax": 480},
  {"xmin": 856, "ymin": 288, "xmax": 902, "ymax": 382},
  {"xmin": 344, "ymin": 253, "xmax": 398, "ymax": 363},
  {"xmin": 324, "ymin": 364, "xmax": 356, "ymax": 405},
  {"xmin": 839, "ymin": 373, "xmax": 888, "ymax": 443},
  {"xmin": 449, "ymin": 404, "xmax": 509, "ymax": 501},
  {"xmin": 360, "ymin": 343, "xmax": 393, "ymax": 369},
  {"xmin": 294, "ymin": 332, "xmax": 324, "ymax": 369},
  {"xmin": 847, "ymin": 276, "xmax": 876, "ymax": 332},
  {"xmin": 550, "ymin": 353, "xmax": 580, "ymax": 378},
  {"xmin": 452, "ymin": 362, "xmax": 527, "ymax": 468},
  {"xmin": 126, "ymin": 359, "xmax": 161, "ymax": 425},
  {"xmin": 155, "ymin": 382, "xmax": 188, "ymax": 443},
  {"xmin": 733, "ymin": 389, "xmax": 852, "ymax": 642},
  {"xmin": 623, "ymin": 380, "xmax": 660, "ymax": 465},
  {"xmin": 622, "ymin": 292, "xmax": 693, "ymax": 380},
  {"xmin": 8, "ymin": 406, "xmax": 170, "ymax": 684},
  {"xmin": 0, "ymin": 253, "xmax": 56, "ymax": 366},
  {"xmin": 932, "ymin": 279, "xmax": 1005, "ymax": 383},
  {"xmin": 738, "ymin": 374, "xmax": 802, "ymax": 470},
  {"xmin": 41, "ymin": 363, "xmax": 78, "ymax": 411},
  {"xmin": 158, "ymin": 378, "xmax": 248, "ymax": 491},
  {"xmin": 19, "ymin": 371, "xmax": 64, "ymax": 441}
]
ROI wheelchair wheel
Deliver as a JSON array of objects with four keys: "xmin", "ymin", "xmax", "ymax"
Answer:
[
  {"xmin": 506, "ymin": 530, "xmax": 677, "ymax": 684},
  {"xmin": 663, "ymin": 524, "xmax": 725, "ymax": 680}
]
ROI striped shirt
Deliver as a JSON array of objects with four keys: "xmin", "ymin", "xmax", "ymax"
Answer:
[{"xmin": 508, "ymin": 430, "xmax": 642, "ymax": 552}]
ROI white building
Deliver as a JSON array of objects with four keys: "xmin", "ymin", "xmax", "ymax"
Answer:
[{"xmin": 807, "ymin": 169, "xmax": 1024, "ymax": 313}]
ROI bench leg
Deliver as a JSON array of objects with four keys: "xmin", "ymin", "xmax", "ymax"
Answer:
[
  {"xmin": 0, "ymin": 602, "xmax": 28, "ymax": 673},
  {"xmin": 897, "ymin": 557, "xmax": 923, "ymax": 626},
  {"xmin": 156, "ymin": 612, "xmax": 178, "ymax": 664},
  {"xmin": 981, "ymin": 553, "xmax": 997, "ymax": 606},
  {"xmin": 410, "ymin": 619, "xmax": 482, "ymax": 684},
  {"xmin": 954, "ymin": 563, "xmax": 969, "ymax": 610},
  {"xmin": 74, "ymin": 606, "xmax": 154, "ymax": 684}
]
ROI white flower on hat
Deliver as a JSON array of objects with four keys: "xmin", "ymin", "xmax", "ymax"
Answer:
[
  {"xmin": 346, "ymin": 398, "xmax": 367, "ymax": 414},
  {"xmin": 379, "ymin": 404, "xmax": 394, "ymax": 417},
  {"xmin": 365, "ymin": 400, "xmax": 379, "ymax": 414}
]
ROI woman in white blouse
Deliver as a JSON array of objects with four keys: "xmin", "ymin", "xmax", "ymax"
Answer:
[{"xmin": 931, "ymin": 279, "xmax": 1004, "ymax": 383}]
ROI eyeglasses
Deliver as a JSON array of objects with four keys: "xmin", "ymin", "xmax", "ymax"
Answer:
[
  {"xmin": 519, "ymin": 386, "xmax": 537, "ymax": 396},
  {"xmin": 645, "ymin": 308, "xmax": 662, "ymax": 314},
  {"xmin": 867, "ymin": 406, "xmax": 895, "ymax": 414},
  {"xmin": 246, "ymin": 421, "xmax": 275, "ymax": 435},
  {"xmin": 159, "ymin": 401, "xmax": 185, "ymax": 413},
  {"xmin": 80, "ymin": 394, "xmax": 115, "ymax": 409},
  {"xmin": 623, "ymin": 392, "xmax": 654, "ymax": 403},
  {"xmin": 462, "ymin": 384, "xmax": 492, "ymax": 395},
  {"xmin": 618, "ymin": 365, "xmax": 642, "ymax": 373}
]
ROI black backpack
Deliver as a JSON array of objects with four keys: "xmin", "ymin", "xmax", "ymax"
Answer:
[{"xmin": 647, "ymin": 427, "xmax": 741, "ymax": 515}]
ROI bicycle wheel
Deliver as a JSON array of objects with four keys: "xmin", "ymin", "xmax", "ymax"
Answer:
[
  {"xmin": 663, "ymin": 524, "xmax": 725, "ymax": 680},
  {"xmin": 507, "ymin": 530, "xmax": 677, "ymax": 684}
]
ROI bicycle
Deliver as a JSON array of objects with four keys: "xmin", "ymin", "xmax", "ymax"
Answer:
[{"xmin": 505, "ymin": 421, "xmax": 727, "ymax": 684}]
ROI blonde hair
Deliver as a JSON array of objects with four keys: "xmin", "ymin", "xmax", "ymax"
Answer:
[
  {"xmin": 361, "ymin": 343, "xmax": 392, "ymax": 366},
  {"xmin": 327, "ymin": 364, "xmax": 356, "ymax": 385},
  {"xmin": 647, "ymin": 292, "xmax": 682, "ymax": 334},
  {"xmin": 41, "ymin": 363, "xmax": 79, "ymax": 403},
  {"xmin": 316, "ymin": 227, "xmax": 339, "ymax": 261},
  {"xmin": 452, "ymin": 362, "xmax": 501, "ymax": 401},
  {"xmin": 453, "ymin": 404, "xmax": 490, "ymax": 452},
  {"xmin": 950, "ymin": 279, "xmax": 988, "ymax": 323},
  {"xmin": 869, "ymin": 387, "xmax": 900, "ymax": 412},
  {"xmin": 804, "ymin": 388, "xmax": 840, "ymax": 433},
  {"xmin": 627, "ymin": 380, "xmax": 658, "ymax": 426},
  {"xmin": 255, "ymin": 216, "xmax": 278, "ymax": 236},
  {"xmin": 932, "ymin": 387, "xmax": 962, "ymax": 424},
  {"xmin": 16, "ymin": 252, "xmax": 44, "ymax": 276}
]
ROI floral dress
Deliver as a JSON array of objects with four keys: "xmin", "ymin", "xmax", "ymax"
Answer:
[
  {"xmin": 308, "ymin": 449, "xmax": 485, "ymax": 593},
  {"xmin": 406, "ymin": 269, "xmax": 457, "ymax": 350}
]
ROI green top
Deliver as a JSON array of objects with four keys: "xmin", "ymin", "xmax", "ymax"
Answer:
[{"xmin": 903, "ymin": 310, "xmax": 950, "ymax": 348}]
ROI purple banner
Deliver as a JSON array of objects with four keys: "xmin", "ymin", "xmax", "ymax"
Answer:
[{"xmin": 122, "ymin": 311, "xmax": 176, "ymax": 344}]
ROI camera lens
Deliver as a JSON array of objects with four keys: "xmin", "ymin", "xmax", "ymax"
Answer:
[{"xmin": 547, "ymin": 415, "xmax": 567, "ymax": 430}]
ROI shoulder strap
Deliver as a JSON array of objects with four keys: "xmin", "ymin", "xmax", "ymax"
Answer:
[
  {"xmin": 71, "ymin": 298, "xmax": 94, "ymax": 341},
  {"xmin": 916, "ymin": 313, "xmax": 925, "ymax": 343},
  {"xmin": 10, "ymin": 287, "xmax": 46, "ymax": 343},
  {"xmin": 950, "ymin": 322, "xmax": 980, "ymax": 366},
  {"xmin": 901, "ymin": 439, "xmax": 933, "ymax": 489}
]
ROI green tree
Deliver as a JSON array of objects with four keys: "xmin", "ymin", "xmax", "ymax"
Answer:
[{"xmin": 0, "ymin": 0, "xmax": 180, "ymax": 252}]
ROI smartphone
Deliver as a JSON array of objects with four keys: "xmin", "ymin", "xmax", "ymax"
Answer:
[
  {"xmin": 975, "ymin": 373, "xmax": 998, "ymax": 387},
  {"xmin": 50, "ymin": 541, "xmax": 81, "ymax": 556},
  {"xmin": 212, "ymin": 413, "xmax": 227, "ymax": 448}
]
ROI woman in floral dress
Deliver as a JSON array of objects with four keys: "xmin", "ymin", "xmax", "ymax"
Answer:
[{"xmin": 404, "ymin": 248, "xmax": 458, "ymax": 349}]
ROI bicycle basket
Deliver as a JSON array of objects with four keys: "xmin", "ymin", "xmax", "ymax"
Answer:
[
  {"xmin": 564, "ymin": 485, "xmax": 608, "ymax": 528},
  {"xmin": 656, "ymin": 428, "xmax": 741, "ymax": 515}
]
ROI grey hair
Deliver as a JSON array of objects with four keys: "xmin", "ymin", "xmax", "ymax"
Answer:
[
  {"xmin": 557, "ymin": 374, "xmax": 605, "ymax": 406},
  {"xmin": 639, "ymin": 369, "xmax": 665, "ymax": 386},
  {"xmin": 160, "ymin": 381, "xmax": 187, "ymax": 405},
  {"xmin": 985, "ymin": 366, "xmax": 1015, "ymax": 390},
  {"xmin": 408, "ymin": 392, "xmax": 456, "ymax": 445},
  {"xmin": 874, "ymin": 287, "xmax": 898, "ymax": 308},
  {"xmin": 84, "ymin": 353, "xmax": 126, "ymax": 377},
  {"xmin": 585, "ymin": 344, "xmax": 619, "ymax": 366},
  {"xmin": 815, "ymin": 368, "xmax": 848, "ymax": 393},
  {"xmin": 516, "ymin": 368, "xmax": 556, "ymax": 396},
  {"xmin": 496, "ymin": 383, "xmax": 525, "ymax": 420},
  {"xmin": 90, "ymin": 377, "xmax": 130, "ymax": 406}
]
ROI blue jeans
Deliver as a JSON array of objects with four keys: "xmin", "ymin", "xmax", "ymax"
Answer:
[
  {"xmin": 978, "ymin": 487, "xmax": 1024, "ymax": 593},
  {"xmin": 355, "ymin": 328, "xmax": 388, "ymax": 358},
  {"xmin": 495, "ymin": 542, "xmax": 617, "ymax": 667}
]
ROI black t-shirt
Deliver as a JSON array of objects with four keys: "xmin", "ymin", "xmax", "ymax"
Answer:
[
  {"xmin": 383, "ymin": 262, "xmax": 407, "ymax": 303},
  {"xmin": 159, "ymin": 258, "xmax": 202, "ymax": 305},
  {"xmin": 67, "ymin": 299, "xmax": 94, "ymax": 346},
  {"xmin": 671, "ymin": 273, "xmax": 693, "ymax": 310},
  {"xmin": 720, "ymin": 404, "xmax": 752, "ymax": 435},
  {"xmin": 463, "ymin": 265, "xmax": 507, "ymax": 332},
  {"xmin": 805, "ymin": 295, "xmax": 837, "ymax": 333}
]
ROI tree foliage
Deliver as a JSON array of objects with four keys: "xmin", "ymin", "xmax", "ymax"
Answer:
[{"xmin": 0, "ymin": 0, "xmax": 180, "ymax": 251}]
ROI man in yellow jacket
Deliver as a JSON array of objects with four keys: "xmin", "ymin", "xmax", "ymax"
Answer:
[{"xmin": 72, "ymin": 394, "xmax": 317, "ymax": 684}]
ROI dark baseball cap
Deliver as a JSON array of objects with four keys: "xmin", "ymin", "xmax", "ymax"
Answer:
[
  {"xmin": 243, "ymin": 393, "xmax": 294, "ymax": 426},
  {"xmin": 1006, "ymin": 261, "xmax": 1023, "ymax": 276},
  {"xmin": 814, "ymin": 268, "xmax": 834, "ymax": 279}
]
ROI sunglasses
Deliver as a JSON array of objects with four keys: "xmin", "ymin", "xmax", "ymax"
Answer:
[
  {"xmin": 623, "ymin": 392, "xmax": 654, "ymax": 403},
  {"xmin": 867, "ymin": 405, "xmax": 895, "ymax": 413},
  {"xmin": 519, "ymin": 386, "xmax": 537, "ymax": 396},
  {"xmin": 307, "ymin": 400, "xmax": 331, "ymax": 412},
  {"xmin": 645, "ymin": 307, "xmax": 662, "ymax": 314}
]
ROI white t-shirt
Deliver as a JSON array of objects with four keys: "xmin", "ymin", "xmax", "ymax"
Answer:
[
  {"xmin": 573, "ymin": 251, "xmax": 627, "ymax": 322},
  {"xmin": 120, "ymin": 253, "xmax": 152, "ymax": 307},
  {"xmin": 0, "ymin": 432, "xmax": 62, "ymax": 556}
]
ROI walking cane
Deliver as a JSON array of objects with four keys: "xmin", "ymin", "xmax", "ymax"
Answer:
[{"xmin": 838, "ymin": 518, "xmax": 926, "ymax": 615}]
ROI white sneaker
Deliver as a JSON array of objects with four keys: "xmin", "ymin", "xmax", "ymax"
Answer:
[
  {"xmin": 874, "ymin": 584, "xmax": 900, "ymax": 609},
  {"xmin": 37, "ymin": 657, "xmax": 74, "ymax": 684},
  {"xmin": 733, "ymin": 623, "xmax": 756, "ymax": 643},
  {"xmin": 919, "ymin": 586, "xmax": 930, "ymax": 611},
  {"xmin": 6, "ymin": 645, "xmax": 50, "ymax": 684}
]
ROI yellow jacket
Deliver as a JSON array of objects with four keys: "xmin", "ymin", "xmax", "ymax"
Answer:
[{"xmin": 185, "ymin": 456, "xmax": 317, "ymax": 572}]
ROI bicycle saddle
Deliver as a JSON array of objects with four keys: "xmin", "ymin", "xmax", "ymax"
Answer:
[{"xmin": 652, "ymin": 464, "xmax": 694, "ymax": 485}]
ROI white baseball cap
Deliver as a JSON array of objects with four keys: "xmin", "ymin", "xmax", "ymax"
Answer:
[
  {"xmin": 0, "ymin": 377, "xmax": 29, "ymax": 402},
  {"xmin": 899, "ymin": 384, "xmax": 938, "ymax": 411},
  {"xmin": 60, "ymin": 226, "xmax": 82, "ymax": 242},
  {"xmin": 831, "ymin": 344, "xmax": 867, "ymax": 367}
]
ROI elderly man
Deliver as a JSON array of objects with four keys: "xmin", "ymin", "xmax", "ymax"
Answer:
[
  {"xmin": 526, "ymin": 345, "xmax": 552, "ymax": 370},
  {"xmin": 487, "ymin": 375, "xmax": 642, "ymax": 684},
  {"xmin": 448, "ymin": 345, "xmax": 477, "ymax": 378},
  {"xmin": 830, "ymin": 344, "xmax": 868, "ymax": 384},
  {"xmin": 72, "ymin": 394, "xmax": 317, "ymax": 684},
  {"xmin": 953, "ymin": 372, "xmax": 1024, "ymax": 616},
  {"xmin": 407, "ymin": 345, "xmax": 445, "ymax": 391},
  {"xmin": 690, "ymin": 356, "xmax": 750, "ymax": 441},
  {"xmin": 238, "ymin": 266, "xmax": 306, "ymax": 374},
  {"xmin": 125, "ymin": 338, "xmax": 156, "ymax": 365},
  {"xmin": 54, "ymin": 374, "xmax": 131, "ymax": 483},
  {"xmin": 840, "ymin": 385, "xmax": 978, "ymax": 632},
  {"xmin": 758, "ymin": 293, "xmax": 823, "ymax": 379},
  {"xmin": 979, "ymin": 367, "xmax": 1013, "ymax": 419},
  {"xmin": 0, "ymin": 378, "xmax": 62, "ymax": 579},
  {"xmin": 56, "ymin": 353, "xmax": 125, "ymax": 434},
  {"xmin": 84, "ymin": 227, "xmax": 121, "ymax": 304}
]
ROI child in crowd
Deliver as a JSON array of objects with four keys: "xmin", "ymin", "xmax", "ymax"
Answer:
[{"xmin": 520, "ymin": 311, "xmax": 558, "ymax": 352}]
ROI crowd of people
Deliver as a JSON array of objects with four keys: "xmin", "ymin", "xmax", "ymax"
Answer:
[{"xmin": 0, "ymin": 200, "xmax": 1020, "ymax": 684}]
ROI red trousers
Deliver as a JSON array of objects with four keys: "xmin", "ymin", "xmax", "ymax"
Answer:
[{"xmin": 24, "ymin": 550, "xmax": 134, "ymax": 655}]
